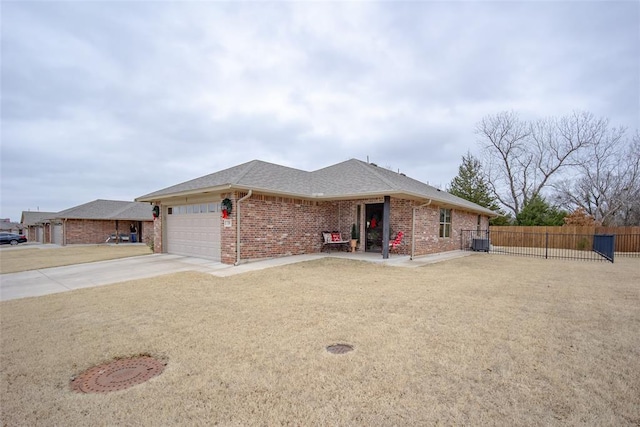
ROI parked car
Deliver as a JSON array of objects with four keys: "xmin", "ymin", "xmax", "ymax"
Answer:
[{"xmin": 0, "ymin": 232, "xmax": 27, "ymax": 245}]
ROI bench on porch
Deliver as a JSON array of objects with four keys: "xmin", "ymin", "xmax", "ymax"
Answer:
[
  {"xmin": 322, "ymin": 231, "xmax": 350, "ymax": 252},
  {"xmin": 105, "ymin": 233, "xmax": 130, "ymax": 243}
]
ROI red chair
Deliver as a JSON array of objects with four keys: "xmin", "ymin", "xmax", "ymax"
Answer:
[{"xmin": 389, "ymin": 231, "xmax": 404, "ymax": 253}]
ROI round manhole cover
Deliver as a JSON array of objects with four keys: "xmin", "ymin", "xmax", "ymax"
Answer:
[
  {"xmin": 326, "ymin": 344, "xmax": 354, "ymax": 354},
  {"xmin": 70, "ymin": 355, "xmax": 165, "ymax": 393}
]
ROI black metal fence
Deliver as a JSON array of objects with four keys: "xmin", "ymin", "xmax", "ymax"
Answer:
[{"xmin": 461, "ymin": 230, "xmax": 640, "ymax": 263}]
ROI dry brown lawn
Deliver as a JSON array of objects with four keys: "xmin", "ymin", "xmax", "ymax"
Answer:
[
  {"xmin": 1, "ymin": 255, "xmax": 639, "ymax": 426},
  {"xmin": 0, "ymin": 245, "xmax": 152, "ymax": 274}
]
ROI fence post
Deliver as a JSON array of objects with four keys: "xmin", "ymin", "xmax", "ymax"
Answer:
[{"xmin": 545, "ymin": 232, "xmax": 548, "ymax": 259}]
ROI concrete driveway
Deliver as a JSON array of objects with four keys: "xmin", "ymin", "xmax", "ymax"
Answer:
[
  {"xmin": 0, "ymin": 254, "xmax": 230, "ymax": 302},
  {"xmin": 0, "ymin": 250, "xmax": 470, "ymax": 302}
]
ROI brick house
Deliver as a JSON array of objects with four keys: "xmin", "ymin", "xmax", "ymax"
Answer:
[
  {"xmin": 46, "ymin": 200, "xmax": 154, "ymax": 245},
  {"xmin": 137, "ymin": 159, "xmax": 497, "ymax": 265},
  {"xmin": 0, "ymin": 218, "xmax": 24, "ymax": 235},
  {"xmin": 20, "ymin": 211, "xmax": 56, "ymax": 243}
]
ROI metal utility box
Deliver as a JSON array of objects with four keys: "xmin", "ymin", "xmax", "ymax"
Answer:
[{"xmin": 472, "ymin": 238, "xmax": 490, "ymax": 252}]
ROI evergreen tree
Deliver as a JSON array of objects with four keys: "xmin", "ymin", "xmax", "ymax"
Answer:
[
  {"xmin": 448, "ymin": 152, "xmax": 509, "ymax": 225},
  {"xmin": 516, "ymin": 195, "xmax": 567, "ymax": 226}
]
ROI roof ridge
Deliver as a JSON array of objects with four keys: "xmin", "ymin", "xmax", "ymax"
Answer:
[
  {"xmin": 57, "ymin": 199, "xmax": 96, "ymax": 216},
  {"xmin": 354, "ymin": 160, "xmax": 399, "ymax": 189},
  {"xmin": 229, "ymin": 160, "xmax": 261, "ymax": 184},
  {"xmin": 108, "ymin": 201, "xmax": 137, "ymax": 219}
]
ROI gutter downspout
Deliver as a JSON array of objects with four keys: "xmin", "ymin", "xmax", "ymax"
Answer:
[
  {"xmin": 411, "ymin": 199, "xmax": 432, "ymax": 260},
  {"xmin": 235, "ymin": 190, "xmax": 253, "ymax": 266}
]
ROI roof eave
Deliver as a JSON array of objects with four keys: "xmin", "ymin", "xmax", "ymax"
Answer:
[
  {"xmin": 397, "ymin": 191, "xmax": 499, "ymax": 216},
  {"xmin": 137, "ymin": 185, "xmax": 498, "ymax": 216},
  {"xmin": 135, "ymin": 184, "xmax": 234, "ymax": 203}
]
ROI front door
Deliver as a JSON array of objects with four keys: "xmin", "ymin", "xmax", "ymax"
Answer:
[{"xmin": 365, "ymin": 203, "xmax": 384, "ymax": 252}]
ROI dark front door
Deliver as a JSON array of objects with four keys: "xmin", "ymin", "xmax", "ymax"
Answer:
[{"xmin": 365, "ymin": 203, "xmax": 384, "ymax": 252}]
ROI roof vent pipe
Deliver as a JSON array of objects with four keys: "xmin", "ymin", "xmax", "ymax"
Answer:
[
  {"xmin": 411, "ymin": 199, "xmax": 432, "ymax": 260},
  {"xmin": 234, "ymin": 190, "xmax": 253, "ymax": 266}
]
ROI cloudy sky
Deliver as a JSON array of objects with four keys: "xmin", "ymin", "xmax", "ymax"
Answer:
[{"xmin": 2, "ymin": 1, "xmax": 638, "ymax": 222}]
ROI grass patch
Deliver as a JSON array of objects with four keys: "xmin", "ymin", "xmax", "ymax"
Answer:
[
  {"xmin": 0, "ymin": 245, "xmax": 152, "ymax": 274},
  {"xmin": 1, "ymin": 255, "xmax": 639, "ymax": 425}
]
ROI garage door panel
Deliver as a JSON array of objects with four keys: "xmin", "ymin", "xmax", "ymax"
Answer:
[
  {"xmin": 166, "ymin": 210, "xmax": 221, "ymax": 260},
  {"xmin": 52, "ymin": 224, "xmax": 63, "ymax": 245}
]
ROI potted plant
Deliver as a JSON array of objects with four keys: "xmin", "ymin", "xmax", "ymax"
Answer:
[{"xmin": 350, "ymin": 224, "xmax": 359, "ymax": 252}]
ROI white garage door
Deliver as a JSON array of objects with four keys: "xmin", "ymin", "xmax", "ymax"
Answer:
[{"xmin": 166, "ymin": 203, "xmax": 221, "ymax": 260}]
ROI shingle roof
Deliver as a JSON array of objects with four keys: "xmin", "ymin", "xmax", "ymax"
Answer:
[
  {"xmin": 20, "ymin": 211, "xmax": 57, "ymax": 225},
  {"xmin": 137, "ymin": 160, "xmax": 312, "ymax": 199},
  {"xmin": 54, "ymin": 200, "xmax": 153, "ymax": 221},
  {"xmin": 314, "ymin": 160, "xmax": 497, "ymax": 215},
  {"xmin": 0, "ymin": 221, "xmax": 22, "ymax": 232},
  {"xmin": 137, "ymin": 159, "xmax": 498, "ymax": 216}
]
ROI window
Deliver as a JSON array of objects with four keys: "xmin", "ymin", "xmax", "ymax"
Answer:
[
  {"xmin": 477, "ymin": 215, "xmax": 482, "ymax": 232},
  {"xmin": 439, "ymin": 208, "xmax": 451, "ymax": 238},
  {"xmin": 169, "ymin": 203, "xmax": 223, "ymax": 215}
]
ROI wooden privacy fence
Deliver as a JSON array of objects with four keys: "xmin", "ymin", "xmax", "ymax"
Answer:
[{"xmin": 489, "ymin": 226, "xmax": 640, "ymax": 253}]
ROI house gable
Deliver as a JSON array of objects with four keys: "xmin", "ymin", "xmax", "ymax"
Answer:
[
  {"xmin": 20, "ymin": 211, "xmax": 57, "ymax": 226},
  {"xmin": 137, "ymin": 159, "xmax": 497, "ymax": 217}
]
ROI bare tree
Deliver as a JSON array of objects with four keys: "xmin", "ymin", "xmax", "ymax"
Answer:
[
  {"xmin": 556, "ymin": 132, "xmax": 640, "ymax": 225},
  {"xmin": 477, "ymin": 111, "xmax": 616, "ymax": 217},
  {"xmin": 477, "ymin": 111, "xmax": 531, "ymax": 215}
]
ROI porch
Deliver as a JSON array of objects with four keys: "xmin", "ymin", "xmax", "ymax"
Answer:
[{"xmin": 221, "ymin": 250, "xmax": 472, "ymax": 276}]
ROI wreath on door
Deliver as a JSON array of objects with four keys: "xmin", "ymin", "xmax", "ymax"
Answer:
[{"xmin": 221, "ymin": 198, "xmax": 233, "ymax": 218}]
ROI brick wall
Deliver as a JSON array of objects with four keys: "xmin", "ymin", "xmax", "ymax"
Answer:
[
  {"xmin": 138, "ymin": 221, "xmax": 154, "ymax": 245},
  {"xmin": 328, "ymin": 197, "xmax": 406, "ymax": 254},
  {"xmin": 25, "ymin": 224, "xmax": 53, "ymax": 243},
  {"xmin": 153, "ymin": 215, "xmax": 162, "ymax": 253},
  {"xmin": 412, "ymin": 205, "xmax": 485, "ymax": 256},
  {"xmin": 324, "ymin": 197, "xmax": 421, "ymax": 256},
  {"xmin": 221, "ymin": 192, "xmax": 334, "ymax": 264},
  {"xmin": 225, "ymin": 195, "xmax": 429, "ymax": 261},
  {"xmin": 65, "ymin": 219, "xmax": 118, "ymax": 244},
  {"xmin": 228, "ymin": 194, "xmax": 420, "ymax": 263},
  {"xmin": 152, "ymin": 193, "xmax": 489, "ymax": 263},
  {"xmin": 328, "ymin": 198, "xmax": 483, "ymax": 257},
  {"xmin": 27, "ymin": 227, "xmax": 37, "ymax": 242},
  {"xmin": 219, "ymin": 192, "xmax": 235, "ymax": 264},
  {"xmin": 64, "ymin": 219, "xmax": 153, "ymax": 245}
]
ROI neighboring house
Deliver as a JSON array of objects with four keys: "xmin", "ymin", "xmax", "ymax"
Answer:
[
  {"xmin": 137, "ymin": 159, "xmax": 498, "ymax": 265},
  {"xmin": 0, "ymin": 219, "xmax": 24, "ymax": 234},
  {"xmin": 20, "ymin": 211, "xmax": 57, "ymax": 243},
  {"xmin": 48, "ymin": 200, "xmax": 154, "ymax": 245}
]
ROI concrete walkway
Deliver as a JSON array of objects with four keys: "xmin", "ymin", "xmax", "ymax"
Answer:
[{"xmin": 0, "ymin": 251, "xmax": 472, "ymax": 302}]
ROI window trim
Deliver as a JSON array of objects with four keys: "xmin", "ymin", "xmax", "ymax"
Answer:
[{"xmin": 439, "ymin": 208, "xmax": 451, "ymax": 238}]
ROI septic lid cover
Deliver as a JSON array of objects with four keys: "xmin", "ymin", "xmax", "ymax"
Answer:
[
  {"xmin": 70, "ymin": 355, "xmax": 165, "ymax": 393},
  {"xmin": 326, "ymin": 344, "xmax": 354, "ymax": 354}
]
